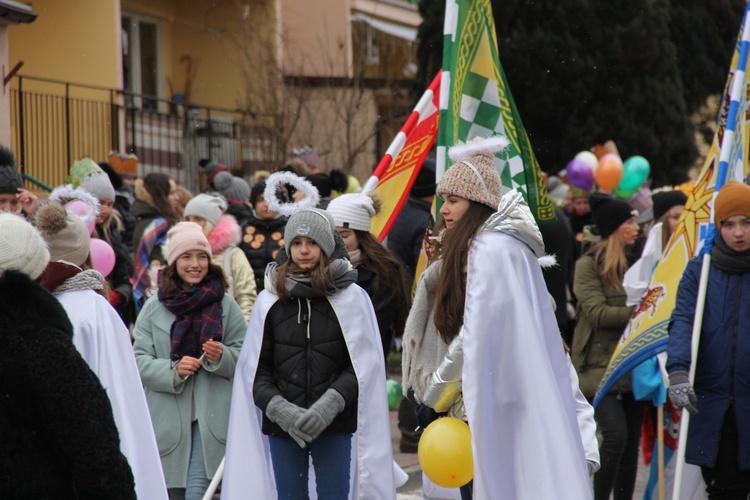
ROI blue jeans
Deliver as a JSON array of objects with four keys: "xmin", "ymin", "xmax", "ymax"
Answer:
[
  {"xmin": 268, "ymin": 433, "xmax": 352, "ymax": 499},
  {"xmin": 169, "ymin": 421, "xmax": 211, "ymax": 500}
]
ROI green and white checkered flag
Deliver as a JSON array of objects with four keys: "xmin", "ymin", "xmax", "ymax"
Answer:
[{"xmin": 437, "ymin": 0, "xmax": 555, "ymax": 223}]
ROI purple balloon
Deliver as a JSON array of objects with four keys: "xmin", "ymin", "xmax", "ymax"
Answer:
[{"xmin": 566, "ymin": 159, "xmax": 594, "ymax": 190}]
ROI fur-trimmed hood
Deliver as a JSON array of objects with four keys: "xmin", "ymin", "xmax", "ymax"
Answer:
[
  {"xmin": 207, "ymin": 214, "xmax": 241, "ymax": 255},
  {"xmin": 134, "ymin": 179, "xmax": 156, "ymax": 209}
]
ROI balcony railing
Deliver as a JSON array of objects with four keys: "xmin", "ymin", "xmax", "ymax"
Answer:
[{"xmin": 9, "ymin": 75, "xmax": 283, "ymax": 193}]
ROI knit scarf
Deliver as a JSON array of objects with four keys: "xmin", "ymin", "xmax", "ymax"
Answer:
[
  {"xmin": 158, "ymin": 275, "xmax": 225, "ymax": 361},
  {"xmin": 711, "ymin": 235, "xmax": 750, "ymax": 273},
  {"xmin": 133, "ymin": 216, "xmax": 170, "ymax": 312},
  {"xmin": 265, "ymin": 258, "xmax": 358, "ymax": 299},
  {"xmin": 41, "ymin": 262, "xmax": 104, "ymax": 294}
]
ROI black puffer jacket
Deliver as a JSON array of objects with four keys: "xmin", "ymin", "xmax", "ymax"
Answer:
[
  {"xmin": 253, "ymin": 296, "xmax": 359, "ymax": 437},
  {"xmin": 0, "ymin": 270, "xmax": 136, "ymax": 500},
  {"xmin": 239, "ymin": 214, "xmax": 287, "ymax": 292}
]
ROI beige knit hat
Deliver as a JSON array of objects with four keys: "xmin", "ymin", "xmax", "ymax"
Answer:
[
  {"xmin": 0, "ymin": 213, "xmax": 49, "ymax": 279},
  {"xmin": 35, "ymin": 202, "xmax": 91, "ymax": 266},
  {"xmin": 437, "ymin": 135, "xmax": 509, "ymax": 210}
]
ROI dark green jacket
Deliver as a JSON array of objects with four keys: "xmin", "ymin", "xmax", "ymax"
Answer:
[{"xmin": 571, "ymin": 254, "xmax": 635, "ymax": 398}]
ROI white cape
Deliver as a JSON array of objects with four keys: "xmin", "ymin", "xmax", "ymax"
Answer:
[
  {"xmin": 56, "ymin": 289, "xmax": 167, "ymax": 500},
  {"xmin": 462, "ymin": 231, "xmax": 593, "ymax": 499},
  {"xmin": 221, "ymin": 286, "xmax": 395, "ymax": 499}
]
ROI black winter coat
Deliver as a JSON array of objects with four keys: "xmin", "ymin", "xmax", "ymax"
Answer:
[
  {"xmin": 253, "ymin": 296, "xmax": 359, "ymax": 437},
  {"xmin": 239, "ymin": 214, "xmax": 287, "ymax": 292},
  {"xmin": 387, "ymin": 196, "xmax": 431, "ymax": 282},
  {"xmin": 0, "ymin": 271, "xmax": 135, "ymax": 500}
]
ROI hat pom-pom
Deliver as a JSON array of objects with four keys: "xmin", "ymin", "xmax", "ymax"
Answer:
[
  {"xmin": 35, "ymin": 202, "xmax": 69, "ymax": 234},
  {"xmin": 448, "ymin": 135, "xmax": 510, "ymax": 163}
]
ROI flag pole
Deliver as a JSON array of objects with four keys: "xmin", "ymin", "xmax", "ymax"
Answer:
[
  {"xmin": 672, "ymin": 8, "xmax": 750, "ymax": 498},
  {"xmin": 362, "ymin": 72, "xmax": 441, "ymax": 195},
  {"xmin": 658, "ymin": 405, "xmax": 665, "ymax": 500},
  {"xmin": 202, "ymin": 457, "xmax": 225, "ymax": 500}
]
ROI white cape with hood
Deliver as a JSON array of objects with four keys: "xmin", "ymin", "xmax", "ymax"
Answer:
[
  {"xmin": 461, "ymin": 191, "xmax": 593, "ymax": 499},
  {"xmin": 221, "ymin": 285, "xmax": 395, "ymax": 499},
  {"xmin": 55, "ymin": 289, "xmax": 168, "ymax": 500}
]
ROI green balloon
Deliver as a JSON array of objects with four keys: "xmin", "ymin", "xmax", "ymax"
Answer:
[
  {"xmin": 386, "ymin": 379, "xmax": 402, "ymax": 410},
  {"xmin": 617, "ymin": 156, "xmax": 650, "ymax": 191}
]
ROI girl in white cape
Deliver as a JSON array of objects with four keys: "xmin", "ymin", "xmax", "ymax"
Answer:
[
  {"xmin": 222, "ymin": 208, "xmax": 395, "ymax": 499},
  {"xmin": 402, "ymin": 135, "xmax": 593, "ymax": 499}
]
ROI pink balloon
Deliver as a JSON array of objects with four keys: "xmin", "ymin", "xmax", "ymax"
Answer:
[{"xmin": 90, "ymin": 238, "xmax": 116, "ymax": 277}]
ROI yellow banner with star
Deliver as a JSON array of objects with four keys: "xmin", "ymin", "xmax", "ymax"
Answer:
[{"xmin": 593, "ymin": 28, "xmax": 750, "ymax": 404}]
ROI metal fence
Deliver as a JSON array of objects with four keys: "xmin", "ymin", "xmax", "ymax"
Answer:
[{"xmin": 9, "ymin": 75, "xmax": 283, "ymax": 193}]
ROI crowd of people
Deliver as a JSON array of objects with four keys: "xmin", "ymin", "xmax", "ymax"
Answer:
[{"xmin": 1, "ymin": 135, "xmax": 748, "ymax": 500}]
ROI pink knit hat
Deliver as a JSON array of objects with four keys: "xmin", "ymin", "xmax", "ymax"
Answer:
[
  {"xmin": 437, "ymin": 135, "xmax": 509, "ymax": 210},
  {"xmin": 166, "ymin": 222, "xmax": 212, "ymax": 265}
]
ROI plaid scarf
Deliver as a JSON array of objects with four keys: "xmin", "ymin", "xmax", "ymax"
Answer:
[
  {"xmin": 158, "ymin": 275, "xmax": 225, "ymax": 361},
  {"xmin": 133, "ymin": 216, "xmax": 170, "ymax": 312}
]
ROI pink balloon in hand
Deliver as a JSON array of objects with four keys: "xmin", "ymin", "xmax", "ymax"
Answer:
[{"xmin": 90, "ymin": 238, "xmax": 116, "ymax": 277}]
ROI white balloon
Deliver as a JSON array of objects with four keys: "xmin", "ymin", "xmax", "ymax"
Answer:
[{"xmin": 575, "ymin": 151, "xmax": 599, "ymax": 172}]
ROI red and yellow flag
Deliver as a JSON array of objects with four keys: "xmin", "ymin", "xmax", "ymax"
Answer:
[{"xmin": 363, "ymin": 73, "xmax": 441, "ymax": 241}]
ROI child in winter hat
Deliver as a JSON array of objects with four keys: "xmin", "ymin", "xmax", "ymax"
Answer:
[
  {"xmin": 0, "ymin": 146, "xmax": 24, "ymax": 199},
  {"xmin": 284, "ymin": 208, "xmax": 337, "ymax": 258},
  {"xmin": 165, "ymin": 221, "xmax": 213, "ymax": 265},
  {"xmin": 184, "ymin": 193, "xmax": 228, "ymax": 232},
  {"xmin": 589, "ymin": 192, "xmax": 638, "ymax": 239},
  {"xmin": 652, "ymin": 190, "xmax": 688, "ymax": 222},
  {"xmin": 0, "ymin": 213, "xmax": 49, "ymax": 279},
  {"xmin": 214, "ymin": 171, "xmax": 251, "ymax": 204},
  {"xmin": 69, "ymin": 158, "xmax": 116, "ymax": 202},
  {"xmin": 327, "ymin": 193, "xmax": 377, "ymax": 232},
  {"xmin": 436, "ymin": 136, "xmax": 509, "ymax": 210},
  {"xmin": 713, "ymin": 180, "xmax": 750, "ymax": 226},
  {"xmin": 35, "ymin": 202, "xmax": 91, "ymax": 267}
]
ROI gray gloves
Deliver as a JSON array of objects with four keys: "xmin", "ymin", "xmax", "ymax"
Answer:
[
  {"xmin": 668, "ymin": 371, "xmax": 698, "ymax": 415},
  {"xmin": 295, "ymin": 389, "xmax": 346, "ymax": 442},
  {"xmin": 266, "ymin": 396, "xmax": 312, "ymax": 448}
]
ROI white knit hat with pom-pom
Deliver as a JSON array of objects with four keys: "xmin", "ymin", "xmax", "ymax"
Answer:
[{"xmin": 327, "ymin": 193, "xmax": 378, "ymax": 232}]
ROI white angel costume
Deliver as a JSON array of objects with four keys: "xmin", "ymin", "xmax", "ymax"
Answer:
[
  {"xmin": 56, "ymin": 288, "xmax": 168, "ymax": 500},
  {"xmin": 221, "ymin": 285, "xmax": 395, "ymax": 499}
]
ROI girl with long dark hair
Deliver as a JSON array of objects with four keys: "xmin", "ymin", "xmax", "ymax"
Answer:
[
  {"xmin": 402, "ymin": 136, "xmax": 593, "ymax": 499},
  {"xmin": 327, "ymin": 192, "xmax": 410, "ymax": 357}
]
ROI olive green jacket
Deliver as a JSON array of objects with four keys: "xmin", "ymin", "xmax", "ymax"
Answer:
[{"xmin": 571, "ymin": 254, "xmax": 635, "ymax": 399}]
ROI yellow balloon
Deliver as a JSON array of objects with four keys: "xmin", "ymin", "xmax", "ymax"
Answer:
[{"xmin": 418, "ymin": 417, "xmax": 473, "ymax": 488}]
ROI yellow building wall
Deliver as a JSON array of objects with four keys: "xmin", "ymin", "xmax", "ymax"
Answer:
[
  {"xmin": 8, "ymin": 0, "xmax": 121, "ymax": 89},
  {"xmin": 280, "ymin": 0, "xmax": 353, "ymax": 78},
  {"xmin": 122, "ymin": 0, "xmax": 276, "ymax": 116}
]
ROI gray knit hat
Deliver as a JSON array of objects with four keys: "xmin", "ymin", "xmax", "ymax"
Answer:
[
  {"xmin": 0, "ymin": 146, "xmax": 24, "ymax": 195},
  {"xmin": 184, "ymin": 193, "xmax": 228, "ymax": 226},
  {"xmin": 81, "ymin": 171, "xmax": 116, "ymax": 201},
  {"xmin": 0, "ymin": 213, "xmax": 49, "ymax": 279},
  {"xmin": 35, "ymin": 202, "xmax": 91, "ymax": 266},
  {"xmin": 284, "ymin": 208, "xmax": 336, "ymax": 258},
  {"xmin": 214, "ymin": 171, "xmax": 251, "ymax": 204}
]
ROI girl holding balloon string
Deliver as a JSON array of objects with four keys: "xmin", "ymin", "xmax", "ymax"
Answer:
[
  {"xmin": 401, "ymin": 135, "xmax": 593, "ymax": 499},
  {"xmin": 35, "ymin": 200, "xmax": 168, "ymax": 500}
]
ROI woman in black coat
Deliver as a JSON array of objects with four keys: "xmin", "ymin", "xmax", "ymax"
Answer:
[{"xmin": 0, "ymin": 213, "xmax": 135, "ymax": 500}]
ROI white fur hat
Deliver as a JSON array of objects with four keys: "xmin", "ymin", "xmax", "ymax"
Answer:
[{"xmin": 327, "ymin": 193, "xmax": 376, "ymax": 232}]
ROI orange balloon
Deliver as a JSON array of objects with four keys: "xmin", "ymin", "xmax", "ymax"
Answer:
[{"xmin": 595, "ymin": 154, "xmax": 624, "ymax": 191}]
